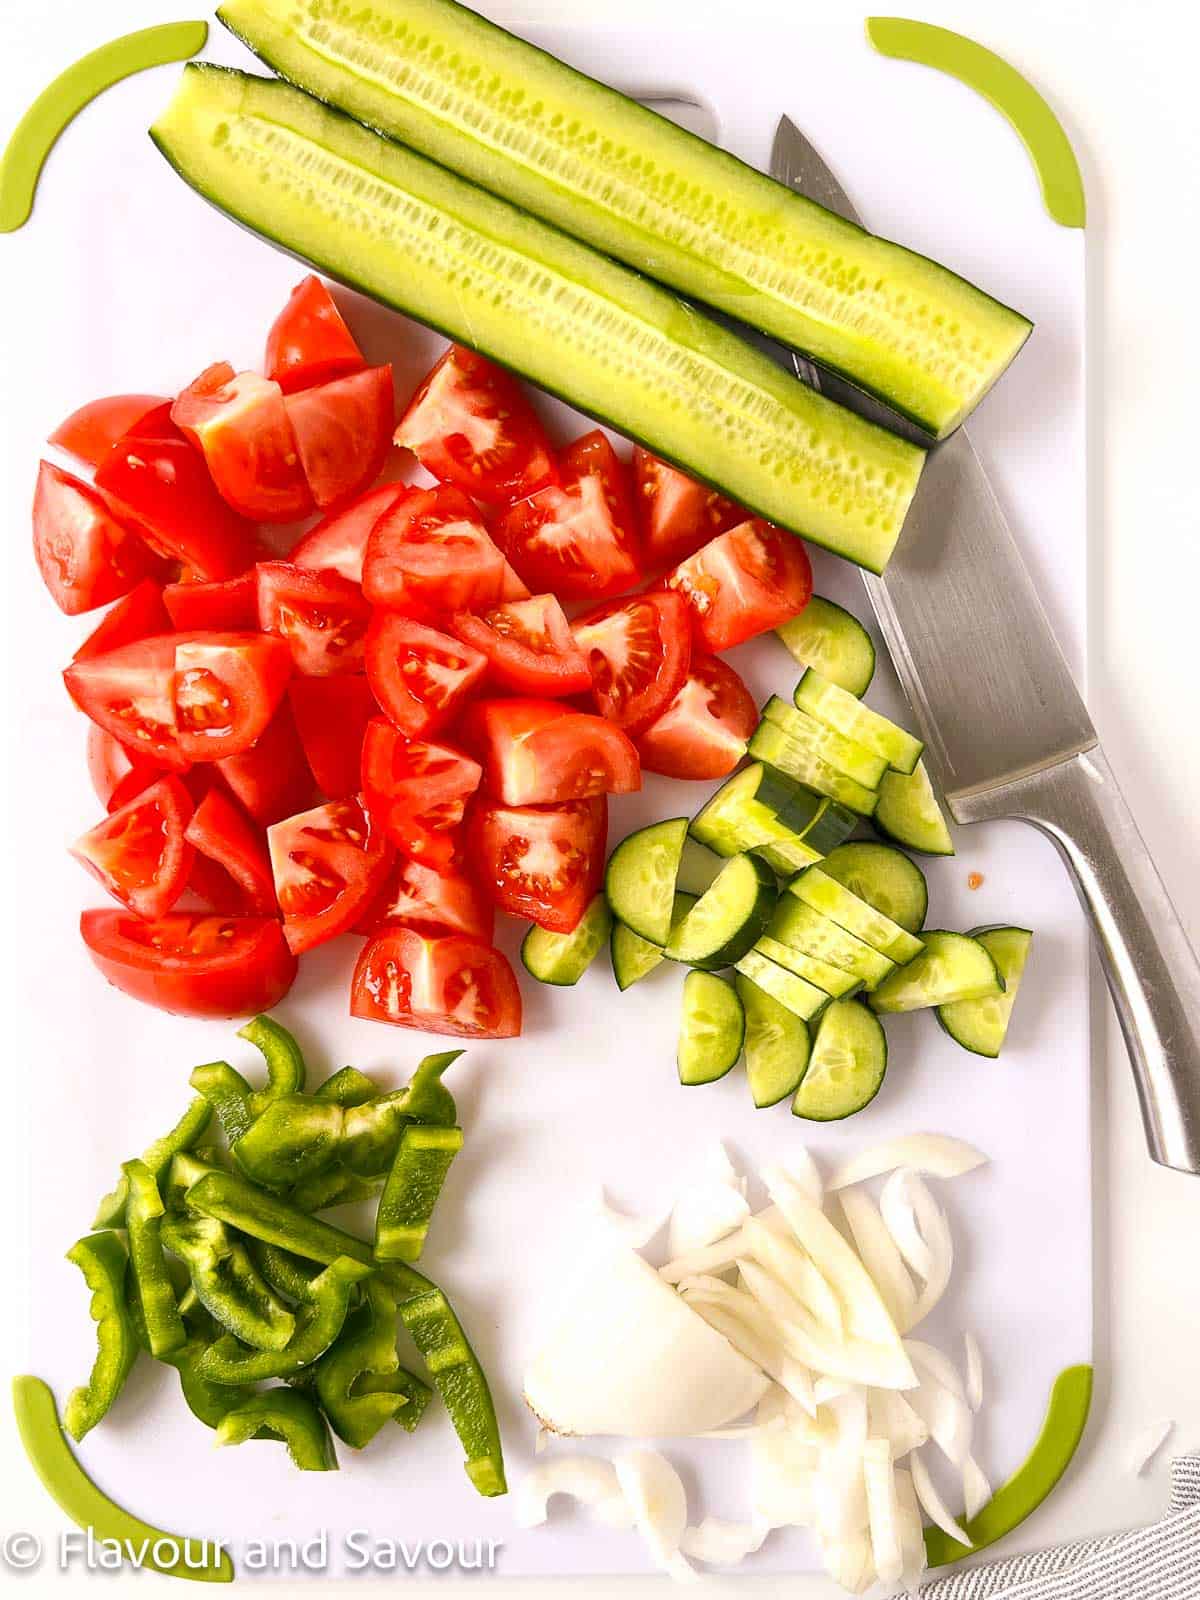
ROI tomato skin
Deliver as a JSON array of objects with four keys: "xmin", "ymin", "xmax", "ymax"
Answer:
[
  {"xmin": 50, "ymin": 394, "xmax": 169, "ymax": 469},
  {"xmin": 70, "ymin": 775, "xmax": 196, "ymax": 920},
  {"xmin": 174, "ymin": 632, "xmax": 293, "ymax": 762},
  {"xmin": 665, "ymin": 519, "xmax": 814, "ymax": 652},
  {"xmin": 265, "ymin": 276, "xmax": 365, "ymax": 395},
  {"xmin": 562, "ymin": 430, "xmax": 637, "ymax": 542},
  {"xmin": 65, "ymin": 635, "xmax": 187, "ymax": 771},
  {"xmin": 80, "ymin": 909, "xmax": 297, "ymax": 1018},
  {"xmin": 87, "ymin": 725, "xmax": 167, "ymax": 810},
  {"xmin": 449, "ymin": 594, "xmax": 592, "ymax": 697},
  {"xmin": 172, "ymin": 363, "xmax": 314, "ymax": 523},
  {"xmin": 468, "ymin": 794, "xmax": 607, "ymax": 933},
  {"xmin": 34, "ymin": 461, "xmax": 158, "ymax": 616},
  {"xmin": 362, "ymin": 484, "xmax": 506, "ymax": 614},
  {"xmin": 354, "ymin": 856, "xmax": 494, "ymax": 942},
  {"xmin": 571, "ymin": 590, "xmax": 692, "ymax": 734},
  {"xmin": 633, "ymin": 448, "xmax": 746, "ymax": 568},
  {"xmin": 256, "ymin": 561, "xmax": 371, "ymax": 677},
  {"xmin": 351, "ymin": 927, "xmax": 522, "ymax": 1039},
  {"xmin": 290, "ymin": 482, "xmax": 407, "ymax": 584},
  {"xmin": 268, "ymin": 795, "xmax": 392, "ymax": 955},
  {"xmin": 288, "ymin": 676, "xmax": 377, "ymax": 798},
  {"xmin": 284, "ymin": 365, "xmax": 395, "ymax": 509},
  {"xmin": 395, "ymin": 345, "xmax": 556, "ymax": 507},
  {"xmin": 164, "ymin": 571, "xmax": 259, "ymax": 632},
  {"xmin": 185, "ymin": 785, "xmax": 277, "ymax": 914},
  {"xmin": 215, "ymin": 702, "xmax": 316, "ymax": 827},
  {"xmin": 468, "ymin": 698, "xmax": 641, "ymax": 806},
  {"xmin": 73, "ymin": 579, "xmax": 171, "ymax": 663},
  {"xmin": 636, "ymin": 654, "xmax": 758, "ymax": 780},
  {"xmin": 364, "ymin": 612, "xmax": 487, "ymax": 738},
  {"xmin": 360, "ymin": 717, "xmax": 482, "ymax": 867},
  {"xmin": 495, "ymin": 471, "xmax": 641, "ymax": 604}
]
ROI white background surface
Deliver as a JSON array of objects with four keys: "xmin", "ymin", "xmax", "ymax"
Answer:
[{"xmin": 0, "ymin": 0, "xmax": 1197, "ymax": 1594}]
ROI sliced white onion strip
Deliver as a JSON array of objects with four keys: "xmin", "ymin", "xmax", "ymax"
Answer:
[
  {"xmin": 893, "ymin": 1466, "xmax": 928, "ymax": 1595},
  {"xmin": 659, "ymin": 1225, "xmax": 755, "ymax": 1283},
  {"xmin": 668, "ymin": 1178, "xmax": 750, "ymax": 1259},
  {"xmin": 788, "ymin": 1146, "xmax": 824, "ymax": 1208},
  {"xmin": 680, "ymin": 1516, "xmax": 770, "ymax": 1565},
  {"xmin": 963, "ymin": 1454, "xmax": 992, "ymax": 1520},
  {"xmin": 862, "ymin": 1438, "xmax": 903, "ymax": 1585},
  {"xmin": 964, "ymin": 1331, "xmax": 984, "ymax": 1412},
  {"xmin": 513, "ymin": 1457, "xmax": 632, "ymax": 1530},
  {"xmin": 905, "ymin": 1368, "xmax": 974, "ymax": 1469},
  {"xmin": 813, "ymin": 1392, "xmax": 869, "ymax": 1544},
  {"xmin": 905, "ymin": 1339, "xmax": 967, "ymax": 1402},
  {"xmin": 534, "ymin": 1428, "xmax": 549, "ymax": 1456},
  {"xmin": 881, "ymin": 1170, "xmax": 955, "ymax": 1328},
  {"xmin": 911, "ymin": 1449, "xmax": 973, "ymax": 1547},
  {"xmin": 742, "ymin": 1215, "xmax": 845, "ymax": 1335},
  {"xmin": 823, "ymin": 1532, "xmax": 876, "ymax": 1595},
  {"xmin": 868, "ymin": 1390, "xmax": 929, "ymax": 1458},
  {"xmin": 680, "ymin": 1281, "xmax": 817, "ymax": 1414},
  {"xmin": 828, "ymin": 1136, "xmax": 988, "ymax": 1191},
  {"xmin": 615, "ymin": 1450, "xmax": 688, "ymax": 1569},
  {"xmin": 595, "ymin": 1191, "xmax": 666, "ymax": 1250},
  {"xmin": 839, "ymin": 1187, "xmax": 919, "ymax": 1333},
  {"xmin": 880, "ymin": 1169, "xmax": 934, "ymax": 1279}
]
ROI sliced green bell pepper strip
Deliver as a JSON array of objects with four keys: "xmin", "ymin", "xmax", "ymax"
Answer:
[
  {"xmin": 163, "ymin": 1149, "xmax": 227, "ymax": 1213},
  {"xmin": 340, "ymin": 1091, "xmax": 411, "ymax": 1177},
  {"xmin": 404, "ymin": 1050, "xmax": 462, "ymax": 1126},
  {"xmin": 186, "ymin": 1170, "xmax": 377, "ymax": 1267},
  {"xmin": 93, "ymin": 1097, "xmax": 213, "ymax": 1229},
  {"xmin": 375, "ymin": 1124, "xmax": 464, "ymax": 1263},
  {"xmin": 189, "ymin": 1062, "xmax": 254, "ymax": 1144},
  {"xmin": 314, "ymin": 1277, "xmax": 408, "ymax": 1448},
  {"xmin": 238, "ymin": 1014, "xmax": 307, "ymax": 1111},
  {"xmin": 216, "ymin": 1388, "xmax": 337, "ymax": 1470},
  {"xmin": 357, "ymin": 1364, "xmax": 432, "ymax": 1433},
  {"xmin": 314, "ymin": 1066, "xmax": 380, "ymax": 1106},
  {"xmin": 64, "ymin": 1232, "xmax": 139, "ymax": 1442},
  {"xmin": 195, "ymin": 1256, "xmax": 371, "ymax": 1384},
  {"xmin": 249, "ymin": 1241, "xmax": 321, "ymax": 1304},
  {"xmin": 123, "ymin": 1160, "xmax": 187, "ymax": 1361},
  {"xmin": 162, "ymin": 1214, "xmax": 297, "ymax": 1352},
  {"xmin": 164, "ymin": 1315, "xmax": 256, "ymax": 1429},
  {"xmin": 233, "ymin": 1095, "xmax": 343, "ymax": 1190},
  {"xmin": 289, "ymin": 1166, "xmax": 382, "ymax": 1214}
]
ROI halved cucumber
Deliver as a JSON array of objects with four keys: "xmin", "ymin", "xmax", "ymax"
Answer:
[
  {"xmin": 666, "ymin": 853, "xmax": 777, "ymax": 971},
  {"xmin": 792, "ymin": 1001, "xmax": 888, "ymax": 1122},
  {"xmin": 789, "ymin": 868, "xmax": 924, "ymax": 965},
  {"xmin": 869, "ymin": 930, "xmax": 1004, "ymax": 1014},
  {"xmin": 522, "ymin": 895, "xmax": 612, "ymax": 986},
  {"xmin": 794, "ymin": 671, "xmax": 923, "ymax": 774},
  {"xmin": 775, "ymin": 596, "xmax": 876, "ymax": 697},
  {"xmin": 736, "ymin": 975, "xmax": 812, "ymax": 1109},
  {"xmin": 154, "ymin": 67, "xmax": 924, "ymax": 574},
  {"xmin": 749, "ymin": 725, "xmax": 880, "ymax": 815},
  {"xmin": 690, "ymin": 763, "xmax": 824, "ymax": 858},
  {"xmin": 753, "ymin": 936, "xmax": 862, "ymax": 1000},
  {"xmin": 605, "ymin": 818, "xmax": 689, "ymax": 946},
  {"xmin": 678, "ymin": 972, "xmax": 744, "ymax": 1086},
  {"xmin": 874, "ymin": 762, "xmax": 955, "ymax": 856},
  {"xmin": 733, "ymin": 950, "xmax": 830, "ymax": 1022},
  {"xmin": 819, "ymin": 842, "xmax": 928, "ymax": 935},
  {"xmin": 610, "ymin": 892, "xmax": 696, "ymax": 992},
  {"xmin": 937, "ymin": 926, "xmax": 1033, "ymax": 1056},
  {"xmin": 218, "ymin": 0, "xmax": 1031, "ymax": 439},
  {"xmin": 768, "ymin": 898, "xmax": 896, "ymax": 990},
  {"xmin": 760, "ymin": 698, "xmax": 889, "ymax": 788}
]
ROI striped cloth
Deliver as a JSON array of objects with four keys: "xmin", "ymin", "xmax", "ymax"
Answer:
[{"xmin": 920, "ymin": 1455, "xmax": 1200, "ymax": 1600}]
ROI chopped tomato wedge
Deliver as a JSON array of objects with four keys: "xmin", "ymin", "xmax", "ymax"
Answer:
[
  {"xmin": 80, "ymin": 909, "xmax": 297, "ymax": 1018},
  {"xmin": 172, "ymin": 363, "xmax": 313, "ymax": 523},
  {"xmin": 33, "ymin": 461, "xmax": 158, "ymax": 616},
  {"xmin": 265, "ymin": 275, "xmax": 365, "ymax": 394},
  {"xmin": 360, "ymin": 717, "xmax": 482, "ymax": 867},
  {"xmin": 633, "ymin": 448, "xmax": 745, "ymax": 568},
  {"xmin": 395, "ymin": 345, "xmax": 556, "ymax": 507},
  {"xmin": 468, "ymin": 794, "xmax": 607, "ymax": 933},
  {"xmin": 571, "ymin": 590, "xmax": 692, "ymax": 733},
  {"xmin": 495, "ymin": 464, "xmax": 641, "ymax": 604},
  {"xmin": 87, "ymin": 725, "xmax": 168, "ymax": 811},
  {"xmin": 187, "ymin": 851, "xmax": 254, "ymax": 915},
  {"xmin": 290, "ymin": 482, "xmax": 407, "ymax": 583},
  {"xmin": 562, "ymin": 430, "xmax": 637, "ymax": 542},
  {"xmin": 65, "ymin": 635, "xmax": 187, "ymax": 771},
  {"xmin": 174, "ymin": 632, "xmax": 293, "ymax": 762},
  {"xmin": 665, "ymin": 519, "xmax": 814, "ymax": 652},
  {"xmin": 467, "ymin": 698, "xmax": 640, "ymax": 806},
  {"xmin": 164, "ymin": 571, "xmax": 259, "ymax": 632},
  {"xmin": 499, "ymin": 558, "xmax": 532, "ymax": 601},
  {"xmin": 365, "ymin": 613, "xmax": 487, "ymax": 738},
  {"xmin": 267, "ymin": 796, "xmax": 392, "ymax": 954},
  {"xmin": 94, "ymin": 412, "xmax": 261, "ymax": 581},
  {"xmin": 636, "ymin": 654, "xmax": 757, "ymax": 780},
  {"xmin": 215, "ymin": 702, "xmax": 315, "ymax": 826},
  {"xmin": 185, "ymin": 785, "xmax": 277, "ymax": 914},
  {"xmin": 283, "ymin": 365, "xmax": 394, "ymax": 509},
  {"xmin": 256, "ymin": 561, "xmax": 371, "ymax": 677},
  {"xmin": 71, "ymin": 776, "xmax": 195, "ymax": 919},
  {"xmin": 73, "ymin": 579, "xmax": 171, "ymax": 663},
  {"xmin": 352, "ymin": 927, "xmax": 522, "ymax": 1039},
  {"xmin": 449, "ymin": 594, "xmax": 591, "ymax": 697},
  {"xmin": 50, "ymin": 394, "xmax": 169, "ymax": 469},
  {"xmin": 288, "ymin": 676, "xmax": 377, "ymax": 798},
  {"xmin": 354, "ymin": 856, "xmax": 494, "ymax": 942},
  {"xmin": 362, "ymin": 484, "xmax": 506, "ymax": 614}
]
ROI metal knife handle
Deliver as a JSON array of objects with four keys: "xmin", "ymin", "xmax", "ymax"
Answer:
[{"xmin": 957, "ymin": 750, "xmax": 1200, "ymax": 1173}]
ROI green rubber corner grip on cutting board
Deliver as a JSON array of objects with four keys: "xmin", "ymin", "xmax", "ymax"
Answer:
[
  {"xmin": 12, "ymin": 1376, "xmax": 234, "ymax": 1582},
  {"xmin": 867, "ymin": 18, "xmax": 1086, "ymax": 228},
  {"xmin": 925, "ymin": 1363, "xmax": 1094, "ymax": 1568},
  {"xmin": 0, "ymin": 21, "xmax": 209, "ymax": 234}
]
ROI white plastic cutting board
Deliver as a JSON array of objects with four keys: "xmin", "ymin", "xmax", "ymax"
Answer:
[{"xmin": 1, "ymin": 7, "xmax": 1090, "ymax": 1579}]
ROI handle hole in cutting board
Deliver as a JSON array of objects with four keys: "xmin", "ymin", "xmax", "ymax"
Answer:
[{"xmin": 628, "ymin": 92, "xmax": 720, "ymax": 144}]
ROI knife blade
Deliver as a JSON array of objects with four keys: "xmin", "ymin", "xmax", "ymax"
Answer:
[{"xmin": 769, "ymin": 114, "xmax": 1200, "ymax": 1173}]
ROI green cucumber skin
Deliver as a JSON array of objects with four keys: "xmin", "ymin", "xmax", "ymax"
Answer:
[
  {"xmin": 735, "ymin": 975, "xmax": 811, "ymax": 1109},
  {"xmin": 678, "ymin": 972, "xmax": 745, "ymax": 1086},
  {"xmin": 666, "ymin": 854, "xmax": 777, "ymax": 971},
  {"xmin": 819, "ymin": 842, "xmax": 929, "ymax": 935},
  {"xmin": 604, "ymin": 819, "xmax": 689, "ymax": 947},
  {"xmin": 937, "ymin": 926, "xmax": 1033, "ymax": 1056},
  {"xmin": 522, "ymin": 896, "xmax": 612, "ymax": 986},
  {"xmin": 869, "ymin": 930, "xmax": 1004, "ymax": 1015},
  {"xmin": 775, "ymin": 596, "xmax": 876, "ymax": 696},
  {"xmin": 873, "ymin": 763, "xmax": 956, "ymax": 856},
  {"xmin": 218, "ymin": 0, "xmax": 1031, "ymax": 438},
  {"xmin": 610, "ymin": 892, "xmax": 696, "ymax": 991},
  {"xmin": 791, "ymin": 1000, "xmax": 888, "ymax": 1122},
  {"xmin": 153, "ymin": 67, "xmax": 923, "ymax": 575}
]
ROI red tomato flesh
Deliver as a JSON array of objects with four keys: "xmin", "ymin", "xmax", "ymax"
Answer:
[
  {"xmin": 81, "ymin": 909, "xmax": 297, "ymax": 1018},
  {"xmin": 87, "ymin": 725, "xmax": 167, "ymax": 811},
  {"xmin": 636, "ymin": 654, "xmax": 758, "ymax": 780},
  {"xmin": 71, "ymin": 775, "xmax": 195, "ymax": 919},
  {"xmin": 395, "ymin": 345, "xmax": 556, "ymax": 507},
  {"xmin": 351, "ymin": 927, "xmax": 522, "ymax": 1039},
  {"xmin": 354, "ymin": 856, "xmax": 494, "ymax": 943},
  {"xmin": 174, "ymin": 632, "xmax": 293, "ymax": 762},
  {"xmin": 571, "ymin": 590, "xmax": 691, "ymax": 734},
  {"xmin": 268, "ymin": 795, "xmax": 392, "ymax": 954},
  {"xmin": 450, "ymin": 594, "xmax": 591, "ymax": 697},
  {"xmin": 362, "ymin": 484, "xmax": 506, "ymax": 614},
  {"xmin": 265, "ymin": 276, "xmax": 365, "ymax": 395},
  {"xmin": 563, "ymin": 431, "xmax": 637, "ymax": 546},
  {"xmin": 495, "ymin": 470, "xmax": 640, "ymax": 604},
  {"xmin": 173, "ymin": 363, "xmax": 314, "ymax": 523},
  {"xmin": 216, "ymin": 702, "xmax": 315, "ymax": 827},
  {"xmin": 73, "ymin": 579, "xmax": 171, "ymax": 663},
  {"xmin": 256, "ymin": 561, "xmax": 371, "ymax": 677},
  {"xmin": 50, "ymin": 394, "xmax": 169, "ymax": 469},
  {"xmin": 288, "ymin": 676, "xmax": 378, "ymax": 799},
  {"xmin": 185, "ymin": 785, "xmax": 277, "ymax": 914},
  {"xmin": 290, "ymin": 482, "xmax": 407, "ymax": 584},
  {"xmin": 468, "ymin": 698, "xmax": 641, "ymax": 806},
  {"xmin": 164, "ymin": 571, "xmax": 259, "ymax": 632},
  {"xmin": 468, "ymin": 794, "xmax": 607, "ymax": 933},
  {"xmin": 633, "ymin": 448, "xmax": 746, "ymax": 568},
  {"xmin": 65, "ymin": 635, "xmax": 187, "ymax": 771},
  {"xmin": 360, "ymin": 717, "xmax": 482, "ymax": 867},
  {"xmin": 33, "ymin": 461, "xmax": 157, "ymax": 617},
  {"xmin": 284, "ymin": 365, "xmax": 394, "ymax": 509},
  {"xmin": 365, "ymin": 613, "xmax": 487, "ymax": 739},
  {"xmin": 666, "ymin": 519, "xmax": 814, "ymax": 652}
]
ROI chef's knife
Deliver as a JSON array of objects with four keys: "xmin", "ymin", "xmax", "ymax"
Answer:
[{"xmin": 771, "ymin": 115, "xmax": 1200, "ymax": 1174}]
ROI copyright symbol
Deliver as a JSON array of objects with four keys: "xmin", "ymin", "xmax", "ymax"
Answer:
[{"xmin": 2, "ymin": 1532, "xmax": 42, "ymax": 1570}]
